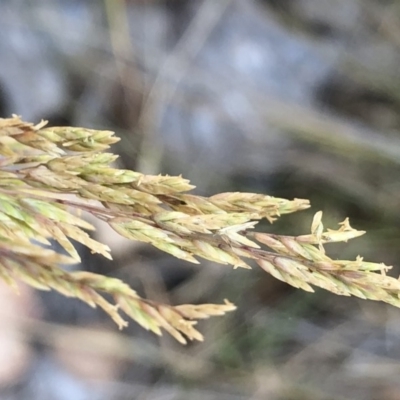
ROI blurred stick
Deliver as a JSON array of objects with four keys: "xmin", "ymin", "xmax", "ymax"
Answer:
[
  {"xmin": 136, "ymin": 0, "xmax": 233, "ymax": 174},
  {"xmin": 138, "ymin": 52, "xmax": 400, "ymax": 166}
]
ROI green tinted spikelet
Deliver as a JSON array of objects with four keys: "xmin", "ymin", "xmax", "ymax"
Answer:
[{"xmin": 0, "ymin": 116, "xmax": 398, "ymax": 343}]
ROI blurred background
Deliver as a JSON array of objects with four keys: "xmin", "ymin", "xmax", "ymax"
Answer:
[{"xmin": 1, "ymin": 0, "xmax": 400, "ymax": 399}]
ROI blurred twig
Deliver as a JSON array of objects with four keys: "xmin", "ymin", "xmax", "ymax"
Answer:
[{"xmin": 136, "ymin": 0, "xmax": 233, "ymax": 174}]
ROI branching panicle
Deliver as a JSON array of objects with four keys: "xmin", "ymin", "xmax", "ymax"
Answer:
[{"xmin": 0, "ymin": 115, "xmax": 397, "ymax": 343}]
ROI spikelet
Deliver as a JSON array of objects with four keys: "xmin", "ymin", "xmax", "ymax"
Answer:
[{"xmin": 0, "ymin": 115, "xmax": 398, "ymax": 343}]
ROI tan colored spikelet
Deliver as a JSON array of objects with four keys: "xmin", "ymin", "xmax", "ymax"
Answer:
[{"xmin": 1, "ymin": 115, "xmax": 400, "ymax": 343}]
